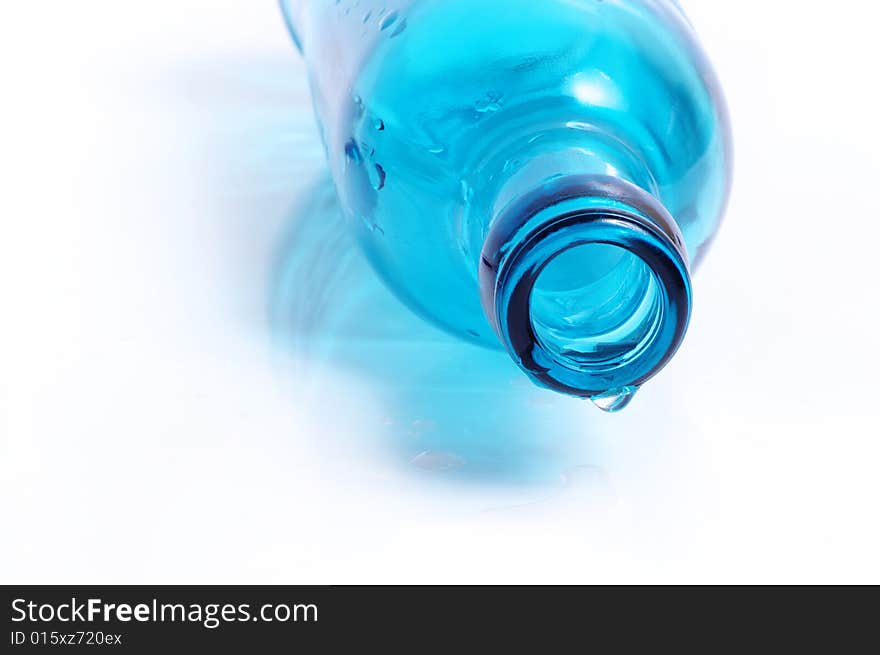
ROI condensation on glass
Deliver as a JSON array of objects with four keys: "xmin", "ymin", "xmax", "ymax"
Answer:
[{"xmin": 280, "ymin": 0, "xmax": 733, "ymax": 411}]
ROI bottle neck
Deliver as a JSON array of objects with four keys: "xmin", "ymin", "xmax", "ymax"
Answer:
[{"xmin": 479, "ymin": 175, "xmax": 692, "ymax": 411}]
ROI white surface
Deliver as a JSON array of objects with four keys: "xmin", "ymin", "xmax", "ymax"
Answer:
[{"xmin": 2, "ymin": 1, "xmax": 879, "ymax": 584}]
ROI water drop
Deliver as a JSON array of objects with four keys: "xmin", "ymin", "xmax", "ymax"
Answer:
[
  {"xmin": 374, "ymin": 118, "xmax": 385, "ymax": 131},
  {"xmin": 369, "ymin": 163, "xmax": 386, "ymax": 190},
  {"xmin": 352, "ymin": 94, "xmax": 364, "ymax": 118},
  {"xmin": 389, "ymin": 18, "xmax": 407, "ymax": 37},
  {"xmin": 590, "ymin": 386, "xmax": 639, "ymax": 413},
  {"xmin": 379, "ymin": 11, "xmax": 399, "ymax": 30},
  {"xmin": 344, "ymin": 139, "xmax": 362, "ymax": 163}
]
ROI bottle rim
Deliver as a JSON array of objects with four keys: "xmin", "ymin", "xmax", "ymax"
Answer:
[{"xmin": 480, "ymin": 175, "xmax": 692, "ymax": 399}]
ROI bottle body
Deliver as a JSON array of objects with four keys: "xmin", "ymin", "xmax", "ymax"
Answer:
[{"xmin": 282, "ymin": 0, "xmax": 732, "ymax": 406}]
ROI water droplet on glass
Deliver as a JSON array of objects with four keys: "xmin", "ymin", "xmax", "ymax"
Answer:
[
  {"xmin": 411, "ymin": 451, "xmax": 465, "ymax": 472},
  {"xmin": 379, "ymin": 11, "xmax": 407, "ymax": 39},
  {"xmin": 590, "ymin": 386, "xmax": 639, "ymax": 413},
  {"xmin": 344, "ymin": 139, "xmax": 362, "ymax": 164},
  {"xmin": 369, "ymin": 163, "xmax": 386, "ymax": 190},
  {"xmin": 374, "ymin": 118, "xmax": 385, "ymax": 131},
  {"xmin": 380, "ymin": 11, "xmax": 399, "ymax": 30}
]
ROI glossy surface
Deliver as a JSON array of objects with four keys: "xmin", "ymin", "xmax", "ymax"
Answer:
[{"xmin": 282, "ymin": 0, "xmax": 731, "ymax": 401}]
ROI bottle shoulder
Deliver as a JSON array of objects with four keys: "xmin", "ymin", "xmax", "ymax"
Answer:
[{"xmin": 341, "ymin": 0, "xmax": 731, "ymax": 260}]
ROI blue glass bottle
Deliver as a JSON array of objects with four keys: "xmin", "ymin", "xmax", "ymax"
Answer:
[{"xmin": 280, "ymin": 0, "xmax": 732, "ymax": 411}]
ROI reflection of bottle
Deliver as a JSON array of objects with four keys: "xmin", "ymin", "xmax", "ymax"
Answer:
[{"xmin": 280, "ymin": 0, "xmax": 732, "ymax": 410}]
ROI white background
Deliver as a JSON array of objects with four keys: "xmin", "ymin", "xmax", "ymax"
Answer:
[{"xmin": 2, "ymin": 1, "xmax": 879, "ymax": 584}]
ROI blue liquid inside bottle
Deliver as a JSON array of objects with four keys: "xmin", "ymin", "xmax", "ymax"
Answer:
[{"xmin": 280, "ymin": 0, "xmax": 732, "ymax": 411}]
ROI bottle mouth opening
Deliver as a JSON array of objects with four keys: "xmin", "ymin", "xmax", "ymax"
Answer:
[
  {"xmin": 530, "ymin": 241, "xmax": 666, "ymax": 372},
  {"xmin": 480, "ymin": 176, "xmax": 692, "ymax": 400}
]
